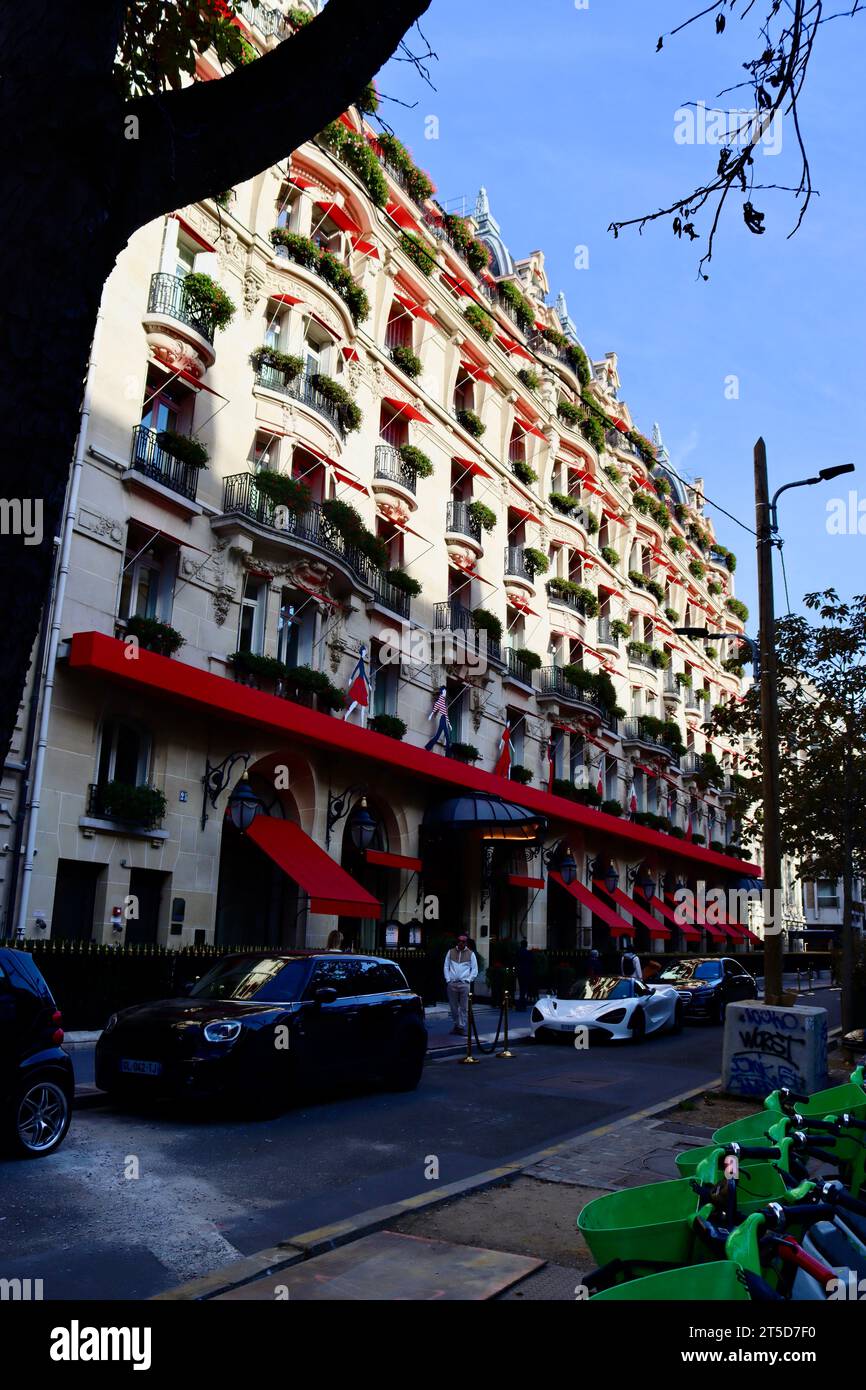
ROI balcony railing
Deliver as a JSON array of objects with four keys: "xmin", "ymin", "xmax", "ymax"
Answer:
[
  {"xmin": 254, "ymin": 367, "xmax": 347, "ymax": 440},
  {"xmin": 446, "ymin": 500, "xmax": 482, "ymax": 543},
  {"xmin": 664, "ymin": 671, "xmax": 683, "ymax": 697},
  {"xmin": 130, "ymin": 426, "xmax": 200, "ymax": 502},
  {"xmin": 622, "ymin": 717, "xmax": 677, "ymax": 756},
  {"xmin": 626, "ymin": 646, "xmax": 656, "ymax": 671},
  {"xmin": 220, "ymin": 474, "xmax": 411, "ymax": 619},
  {"xmin": 504, "ymin": 545, "xmax": 533, "ymax": 581},
  {"xmin": 146, "ymin": 272, "xmax": 215, "ymax": 345},
  {"xmin": 546, "ymin": 581, "xmax": 590, "ymax": 615},
  {"xmin": 507, "ymin": 649, "xmax": 536, "ymax": 686},
  {"xmin": 597, "ymin": 617, "xmax": 620, "ymax": 647},
  {"xmin": 237, "ymin": 0, "xmax": 289, "ymax": 37},
  {"xmin": 680, "ymin": 751, "xmax": 703, "ymax": 776},
  {"xmin": 374, "ymin": 443, "xmax": 418, "ymax": 495},
  {"xmin": 685, "ymin": 689, "xmax": 702, "ymax": 711},
  {"xmin": 433, "ymin": 602, "xmax": 501, "ymax": 663}
]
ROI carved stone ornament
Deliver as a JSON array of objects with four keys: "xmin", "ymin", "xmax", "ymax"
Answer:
[
  {"xmin": 149, "ymin": 335, "xmax": 207, "ymax": 380},
  {"xmin": 243, "ymin": 270, "xmax": 264, "ymax": 317},
  {"xmin": 77, "ymin": 508, "xmax": 124, "ymax": 545},
  {"xmin": 213, "ymin": 585, "xmax": 234, "ymax": 627}
]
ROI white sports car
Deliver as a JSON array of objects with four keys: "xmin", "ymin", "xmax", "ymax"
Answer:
[{"xmin": 530, "ymin": 976, "xmax": 683, "ymax": 1044}]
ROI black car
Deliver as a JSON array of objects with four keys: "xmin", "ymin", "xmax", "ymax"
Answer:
[
  {"xmin": 95, "ymin": 952, "xmax": 428, "ymax": 1112},
  {"xmin": 0, "ymin": 948, "xmax": 74, "ymax": 1157},
  {"xmin": 654, "ymin": 956, "xmax": 758, "ymax": 1022}
]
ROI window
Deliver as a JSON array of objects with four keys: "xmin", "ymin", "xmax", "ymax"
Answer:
[
  {"xmin": 97, "ymin": 718, "xmax": 151, "ymax": 789},
  {"xmin": 170, "ymin": 898, "xmax": 186, "ymax": 938},
  {"xmin": 355, "ymin": 960, "xmax": 408, "ymax": 994},
  {"xmin": 385, "ymin": 305, "xmax": 413, "ymax": 351},
  {"xmin": 454, "ymin": 374, "xmax": 474, "ymax": 416},
  {"xmin": 264, "ymin": 312, "xmax": 286, "ymax": 351},
  {"xmin": 305, "ymin": 958, "xmax": 363, "ymax": 998},
  {"xmin": 277, "ymin": 591, "xmax": 314, "ymax": 668},
  {"xmin": 817, "ymin": 880, "xmax": 840, "ymax": 909},
  {"xmin": 379, "ymin": 403, "xmax": 409, "ymax": 449},
  {"xmin": 372, "ymin": 642, "xmax": 399, "ymax": 717},
  {"xmin": 118, "ymin": 525, "xmax": 178, "ymax": 623},
  {"xmin": 506, "ymin": 708, "xmax": 525, "ymax": 764},
  {"xmin": 446, "ymin": 678, "xmax": 465, "ymax": 741},
  {"xmin": 304, "ymin": 330, "xmax": 329, "ymax": 379},
  {"xmin": 239, "ymin": 577, "xmax": 268, "ymax": 655},
  {"xmin": 569, "ymin": 734, "xmax": 585, "ymax": 787},
  {"xmin": 174, "ymin": 238, "xmax": 196, "ymax": 281}
]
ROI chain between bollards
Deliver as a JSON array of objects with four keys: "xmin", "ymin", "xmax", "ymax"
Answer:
[
  {"xmin": 497, "ymin": 989, "xmax": 514, "ymax": 1059},
  {"xmin": 459, "ymin": 987, "xmax": 480, "ymax": 1064}
]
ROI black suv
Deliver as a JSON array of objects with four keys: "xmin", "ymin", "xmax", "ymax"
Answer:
[
  {"xmin": 655, "ymin": 956, "xmax": 758, "ymax": 1022},
  {"xmin": 0, "ymin": 948, "xmax": 74, "ymax": 1157},
  {"xmin": 96, "ymin": 952, "xmax": 428, "ymax": 1113}
]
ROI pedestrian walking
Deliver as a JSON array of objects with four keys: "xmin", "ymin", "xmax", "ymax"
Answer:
[
  {"xmin": 444, "ymin": 932, "xmax": 478, "ymax": 1034},
  {"xmin": 425, "ymin": 685, "xmax": 452, "ymax": 753},
  {"xmin": 516, "ymin": 938, "xmax": 533, "ymax": 1010},
  {"xmin": 620, "ymin": 943, "xmax": 642, "ymax": 982}
]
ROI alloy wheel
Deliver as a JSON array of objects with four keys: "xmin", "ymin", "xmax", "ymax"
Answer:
[{"xmin": 17, "ymin": 1081, "xmax": 69, "ymax": 1153}]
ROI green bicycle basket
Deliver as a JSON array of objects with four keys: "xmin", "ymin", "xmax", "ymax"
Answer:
[{"xmin": 591, "ymin": 1259, "xmax": 752, "ymax": 1301}]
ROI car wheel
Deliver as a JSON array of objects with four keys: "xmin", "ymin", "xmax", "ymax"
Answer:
[
  {"xmin": 630, "ymin": 1009, "xmax": 646, "ymax": 1044},
  {"xmin": 671, "ymin": 1002, "xmax": 684, "ymax": 1035},
  {"xmin": 6, "ymin": 1074, "xmax": 71, "ymax": 1158},
  {"xmin": 385, "ymin": 1027, "xmax": 426, "ymax": 1092}
]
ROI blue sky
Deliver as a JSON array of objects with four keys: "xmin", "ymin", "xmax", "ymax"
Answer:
[{"xmin": 379, "ymin": 0, "xmax": 866, "ymax": 625}]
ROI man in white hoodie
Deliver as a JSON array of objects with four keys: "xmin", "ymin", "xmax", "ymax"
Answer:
[{"xmin": 444, "ymin": 933, "xmax": 478, "ymax": 1035}]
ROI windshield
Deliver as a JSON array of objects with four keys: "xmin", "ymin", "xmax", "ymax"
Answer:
[
  {"xmin": 658, "ymin": 961, "xmax": 723, "ymax": 982},
  {"xmin": 568, "ymin": 977, "xmax": 633, "ymax": 1001},
  {"xmin": 188, "ymin": 956, "xmax": 309, "ymax": 1002}
]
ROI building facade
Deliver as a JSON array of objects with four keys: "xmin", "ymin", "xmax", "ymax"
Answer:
[{"xmin": 0, "ymin": 0, "xmax": 759, "ymax": 962}]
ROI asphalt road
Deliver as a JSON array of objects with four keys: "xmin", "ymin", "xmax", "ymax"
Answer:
[{"xmin": 0, "ymin": 985, "xmax": 841, "ymax": 1301}]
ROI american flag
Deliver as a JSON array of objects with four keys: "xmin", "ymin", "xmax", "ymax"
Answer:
[{"xmin": 432, "ymin": 689, "xmax": 448, "ymax": 718}]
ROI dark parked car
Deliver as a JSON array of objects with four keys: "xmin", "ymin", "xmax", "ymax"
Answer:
[
  {"xmin": 653, "ymin": 956, "xmax": 758, "ymax": 1023},
  {"xmin": 0, "ymin": 948, "xmax": 74, "ymax": 1157},
  {"xmin": 95, "ymin": 952, "xmax": 428, "ymax": 1113}
]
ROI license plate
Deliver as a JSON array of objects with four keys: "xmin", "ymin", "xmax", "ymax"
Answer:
[{"xmin": 120, "ymin": 1059, "xmax": 162, "ymax": 1076}]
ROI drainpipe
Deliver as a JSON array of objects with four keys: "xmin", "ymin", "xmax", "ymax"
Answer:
[{"xmin": 14, "ymin": 304, "xmax": 104, "ymax": 938}]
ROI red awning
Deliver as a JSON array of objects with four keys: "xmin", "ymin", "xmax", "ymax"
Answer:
[
  {"xmin": 441, "ymin": 271, "xmax": 475, "ymax": 298},
  {"xmin": 128, "ymin": 520, "xmax": 211, "ymax": 556},
  {"xmin": 386, "ymin": 202, "xmax": 422, "ymax": 234},
  {"xmin": 516, "ymin": 417, "xmax": 547, "ymax": 442},
  {"xmin": 453, "ymin": 455, "xmax": 491, "ymax": 480},
  {"xmin": 651, "ymin": 896, "xmax": 701, "ymax": 940},
  {"xmin": 506, "ymin": 874, "xmax": 545, "ymax": 890},
  {"xmin": 170, "ymin": 213, "xmax": 215, "ymax": 253},
  {"xmin": 383, "ymin": 397, "xmax": 431, "ymax": 425},
  {"xmin": 606, "ymin": 886, "xmax": 672, "ymax": 939},
  {"xmin": 271, "ymin": 293, "xmax": 304, "ymax": 307},
  {"xmin": 68, "ymin": 633, "xmax": 761, "ymax": 881},
  {"xmin": 459, "ymin": 359, "xmax": 494, "ymax": 385},
  {"xmin": 351, "ymin": 237, "xmax": 380, "ymax": 260},
  {"xmin": 510, "ymin": 504, "xmax": 542, "ymax": 526},
  {"xmin": 508, "ymin": 594, "xmax": 539, "ymax": 617},
  {"xmin": 341, "ymin": 347, "xmax": 360, "ymax": 362},
  {"xmin": 365, "ymin": 849, "xmax": 422, "ymax": 873},
  {"xmin": 550, "ymin": 874, "xmax": 633, "ymax": 938},
  {"xmin": 288, "ymin": 173, "xmax": 315, "ymax": 191},
  {"xmin": 315, "ymin": 202, "xmax": 362, "ymax": 236},
  {"xmin": 394, "ymin": 293, "xmax": 437, "ymax": 327},
  {"xmin": 246, "ymin": 817, "xmax": 381, "ymax": 919},
  {"xmin": 448, "ymin": 556, "xmax": 493, "ymax": 585},
  {"xmin": 149, "ymin": 358, "xmax": 227, "ymax": 399},
  {"xmin": 740, "ymin": 926, "xmax": 762, "ymax": 945},
  {"xmin": 497, "ymin": 334, "xmax": 534, "ymax": 362}
]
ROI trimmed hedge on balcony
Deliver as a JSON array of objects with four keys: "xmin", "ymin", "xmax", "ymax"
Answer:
[
  {"xmin": 252, "ymin": 469, "xmax": 312, "ymax": 511},
  {"xmin": 399, "ymin": 443, "xmax": 433, "ymax": 477},
  {"xmin": 368, "ymin": 714, "xmax": 407, "ymax": 740},
  {"xmin": 269, "ymin": 229, "xmax": 370, "ymax": 324},
  {"xmin": 250, "ymin": 345, "xmax": 304, "ymax": 379},
  {"xmin": 155, "ymin": 430, "xmax": 209, "ymax": 469},
  {"xmin": 321, "ymin": 497, "xmax": 387, "ymax": 567},
  {"xmin": 400, "ymin": 233, "xmax": 436, "ymax": 277},
  {"xmin": 511, "ymin": 459, "xmax": 538, "ymax": 486},
  {"xmin": 546, "ymin": 578, "xmax": 598, "ymax": 616},
  {"xmin": 468, "ymin": 500, "xmax": 496, "ymax": 532},
  {"xmin": 311, "ymin": 373, "xmax": 362, "ymax": 432},
  {"xmin": 377, "ymin": 131, "xmax": 435, "ymax": 203},
  {"xmin": 457, "ymin": 407, "xmax": 486, "ymax": 439},
  {"xmin": 181, "ymin": 272, "xmax": 236, "ymax": 331},
  {"xmin": 99, "ymin": 782, "xmax": 167, "ymax": 826},
  {"xmin": 124, "ymin": 615, "xmax": 184, "ymax": 657},
  {"xmin": 498, "ymin": 280, "xmax": 535, "ymax": 333},
  {"xmin": 549, "ymin": 491, "xmax": 579, "ymax": 515},
  {"xmin": 472, "ymin": 608, "xmax": 503, "ymax": 641},
  {"xmin": 463, "ymin": 302, "xmax": 495, "ymax": 341},
  {"xmin": 390, "ymin": 345, "xmax": 423, "ymax": 379},
  {"xmin": 319, "ymin": 122, "xmax": 388, "ymax": 207}
]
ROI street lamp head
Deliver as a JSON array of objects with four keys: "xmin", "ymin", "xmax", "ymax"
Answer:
[
  {"xmin": 227, "ymin": 774, "xmax": 263, "ymax": 833},
  {"xmin": 818, "ymin": 463, "xmax": 855, "ymax": 483},
  {"xmin": 350, "ymin": 796, "xmax": 378, "ymax": 852},
  {"xmin": 674, "ymin": 627, "xmax": 709, "ymax": 640},
  {"xmin": 636, "ymin": 872, "xmax": 656, "ymax": 902},
  {"xmin": 558, "ymin": 846, "xmax": 578, "ymax": 886},
  {"xmin": 604, "ymin": 865, "xmax": 620, "ymax": 896}
]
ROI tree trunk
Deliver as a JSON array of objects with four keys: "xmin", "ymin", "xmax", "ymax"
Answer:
[
  {"xmin": 0, "ymin": 0, "xmax": 430, "ymax": 765},
  {"xmin": 841, "ymin": 746, "xmax": 855, "ymax": 1034}
]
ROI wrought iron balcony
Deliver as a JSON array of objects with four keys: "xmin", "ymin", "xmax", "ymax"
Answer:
[
  {"xmin": 374, "ymin": 443, "xmax": 417, "ymax": 495},
  {"xmin": 433, "ymin": 602, "xmax": 501, "ymax": 664},
  {"xmin": 238, "ymin": 0, "xmax": 289, "ymax": 38},
  {"xmin": 219, "ymin": 474, "xmax": 411, "ymax": 618},
  {"xmin": 622, "ymin": 717, "xmax": 678, "ymax": 756},
  {"xmin": 130, "ymin": 425, "xmax": 200, "ymax": 502},
  {"xmin": 504, "ymin": 545, "xmax": 533, "ymax": 581},
  {"xmin": 146, "ymin": 272, "xmax": 215, "ymax": 345},
  {"xmin": 254, "ymin": 367, "xmax": 347, "ymax": 440},
  {"xmin": 664, "ymin": 671, "xmax": 683, "ymax": 697},
  {"xmin": 597, "ymin": 617, "xmax": 620, "ymax": 647},
  {"xmin": 507, "ymin": 649, "xmax": 536, "ymax": 686},
  {"xmin": 680, "ymin": 751, "xmax": 703, "ymax": 776},
  {"xmin": 626, "ymin": 645, "xmax": 657, "ymax": 671},
  {"xmin": 685, "ymin": 689, "xmax": 702, "ymax": 711},
  {"xmin": 446, "ymin": 500, "xmax": 482, "ymax": 543}
]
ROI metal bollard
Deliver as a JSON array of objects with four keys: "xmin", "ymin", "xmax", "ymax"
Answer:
[
  {"xmin": 459, "ymin": 987, "xmax": 480, "ymax": 1064},
  {"xmin": 497, "ymin": 989, "xmax": 514, "ymax": 1059}
]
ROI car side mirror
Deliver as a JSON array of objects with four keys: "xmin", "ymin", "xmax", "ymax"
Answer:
[{"xmin": 314, "ymin": 986, "xmax": 338, "ymax": 1006}]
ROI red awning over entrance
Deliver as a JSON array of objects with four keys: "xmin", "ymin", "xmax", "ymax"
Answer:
[
  {"xmin": 365, "ymin": 849, "xmax": 422, "ymax": 873},
  {"xmin": 651, "ymin": 896, "xmax": 701, "ymax": 941},
  {"xmin": 246, "ymin": 817, "xmax": 381, "ymax": 919},
  {"xmin": 606, "ymin": 886, "xmax": 672, "ymax": 939},
  {"xmin": 550, "ymin": 873, "xmax": 632, "ymax": 938}
]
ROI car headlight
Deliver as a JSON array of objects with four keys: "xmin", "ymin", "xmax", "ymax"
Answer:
[
  {"xmin": 597, "ymin": 1008, "xmax": 626, "ymax": 1024},
  {"xmin": 103, "ymin": 1013, "xmax": 118, "ymax": 1033},
  {"xmin": 203, "ymin": 1019, "xmax": 243, "ymax": 1044}
]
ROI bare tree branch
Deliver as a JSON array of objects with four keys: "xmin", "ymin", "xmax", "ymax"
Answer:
[{"xmin": 610, "ymin": 0, "xmax": 864, "ymax": 277}]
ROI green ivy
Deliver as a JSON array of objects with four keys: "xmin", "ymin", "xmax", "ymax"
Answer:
[{"xmin": 498, "ymin": 280, "xmax": 535, "ymax": 333}]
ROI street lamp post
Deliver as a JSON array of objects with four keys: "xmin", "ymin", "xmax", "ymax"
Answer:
[{"xmin": 754, "ymin": 443, "xmax": 854, "ymax": 1004}]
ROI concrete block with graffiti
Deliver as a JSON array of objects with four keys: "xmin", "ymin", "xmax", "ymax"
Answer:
[{"xmin": 722, "ymin": 1002, "xmax": 829, "ymax": 1099}]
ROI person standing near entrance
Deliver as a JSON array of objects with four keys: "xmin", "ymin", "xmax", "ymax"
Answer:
[
  {"xmin": 516, "ymin": 938, "xmax": 534, "ymax": 1010},
  {"xmin": 621, "ymin": 943, "xmax": 642, "ymax": 982},
  {"xmin": 444, "ymin": 933, "xmax": 478, "ymax": 1034}
]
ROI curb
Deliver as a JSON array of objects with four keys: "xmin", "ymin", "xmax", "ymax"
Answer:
[{"xmin": 155, "ymin": 1074, "xmax": 720, "ymax": 1301}]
